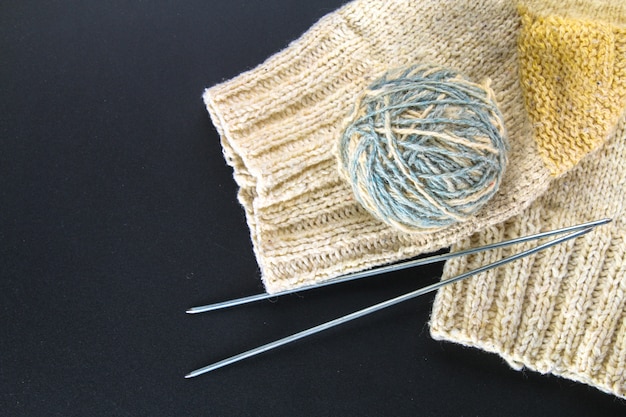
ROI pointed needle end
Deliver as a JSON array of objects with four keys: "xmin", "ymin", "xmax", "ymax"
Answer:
[
  {"xmin": 186, "ymin": 305, "xmax": 214, "ymax": 314},
  {"xmin": 185, "ymin": 366, "xmax": 212, "ymax": 378}
]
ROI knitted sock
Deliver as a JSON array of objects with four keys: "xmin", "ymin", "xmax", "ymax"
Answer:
[
  {"xmin": 430, "ymin": 111, "xmax": 626, "ymax": 399},
  {"xmin": 204, "ymin": 0, "xmax": 626, "ymax": 293}
]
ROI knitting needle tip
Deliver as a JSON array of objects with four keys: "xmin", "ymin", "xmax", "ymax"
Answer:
[
  {"xmin": 185, "ymin": 218, "xmax": 613, "ymax": 315},
  {"xmin": 184, "ymin": 221, "xmax": 609, "ymax": 378}
]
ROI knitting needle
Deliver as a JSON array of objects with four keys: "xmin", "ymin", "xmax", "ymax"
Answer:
[
  {"xmin": 185, "ymin": 223, "xmax": 601, "ymax": 378},
  {"xmin": 186, "ymin": 218, "xmax": 611, "ymax": 314}
]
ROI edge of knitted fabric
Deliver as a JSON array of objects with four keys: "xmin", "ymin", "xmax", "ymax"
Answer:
[{"xmin": 430, "ymin": 111, "xmax": 626, "ymax": 399}]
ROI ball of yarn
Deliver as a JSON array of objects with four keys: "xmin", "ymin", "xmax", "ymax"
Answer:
[{"xmin": 338, "ymin": 64, "xmax": 508, "ymax": 232}]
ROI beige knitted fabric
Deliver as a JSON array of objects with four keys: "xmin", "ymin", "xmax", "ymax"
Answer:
[
  {"xmin": 430, "ymin": 111, "xmax": 626, "ymax": 399},
  {"xmin": 428, "ymin": 0, "xmax": 626, "ymax": 399},
  {"xmin": 205, "ymin": 0, "xmax": 552, "ymax": 293},
  {"xmin": 204, "ymin": 0, "xmax": 625, "ymax": 293},
  {"xmin": 205, "ymin": 0, "xmax": 626, "ymax": 398}
]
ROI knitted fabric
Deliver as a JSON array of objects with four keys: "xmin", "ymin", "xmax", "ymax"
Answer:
[
  {"xmin": 430, "ymin": 1, "xmax": 626, "ymax": 398},
  {"xmin": 430, "ymin": 112, "xmax": 626, "ymax": 399},
  {"xmin": 518, "ymin": 1, "xmax": 626, "ymax": 175},
  {"xmin": 204, "ymin": 0, "xmax": 625, "ymax": 293},
  {"xmin": 205, "ymin": 0, "xmax": 539, "ymax": 293},
  {"xmin": 204, "ymin": 0, "xmax": 626, "ymax": 398},
  {"xmin": 338, "ymin": 64, "xmax": 508, "ymax": 232}
]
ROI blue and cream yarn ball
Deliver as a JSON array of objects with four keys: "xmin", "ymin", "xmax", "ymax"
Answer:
[{"xmin": 338, "ymin": 64, "xmax": 508, "ymax": 232}]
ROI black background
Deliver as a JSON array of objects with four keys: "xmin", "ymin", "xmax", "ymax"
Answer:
[{"xmin": 2, "ymin": 1, "xmax": 625, "ymax": 416}]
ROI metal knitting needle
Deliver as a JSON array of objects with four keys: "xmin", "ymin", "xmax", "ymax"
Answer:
[
  {"xmin": 185, "ymin": 224, "xmax": 600, "ymax": 378},
  {"xmin": 186, "ymin": 218, "xmax": 611, "ymax": 314}
]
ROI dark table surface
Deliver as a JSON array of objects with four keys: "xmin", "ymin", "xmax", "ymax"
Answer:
[{"xmin": 2, "ymin": 1, "xmax": 625, "ymax": 416}]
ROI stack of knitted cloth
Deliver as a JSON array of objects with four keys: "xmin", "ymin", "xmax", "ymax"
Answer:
[{"xmin": 204, "ymin": 0, "xmax": 626, "ymax": 399}]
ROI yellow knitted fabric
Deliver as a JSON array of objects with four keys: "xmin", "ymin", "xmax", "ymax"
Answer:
[{"xmin": 518, "ymin": 5, "xmax": 626, "ymax": 175}]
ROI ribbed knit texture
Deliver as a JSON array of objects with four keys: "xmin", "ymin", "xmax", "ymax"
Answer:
[
  {"xmin": 430, "ymin": 112, "xmax": 626, "ymax": 399},
  {"xmin": 205, "ymin": 0, "xmax": 551, "ymax": 293},
  {"xmin": 204, "ymin": 0, "xmax": 626, "ymax": 399},
  {"xmin": 204, "ymin": 0, "xmax": 625, "ymax": 295},
  {"xmin": 430, "ymin": 1, "xmax": 626, "ymax": 398},
  {"xmin": 204, "ymin": 0, "xmax": 625, "ymax": 293}
]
